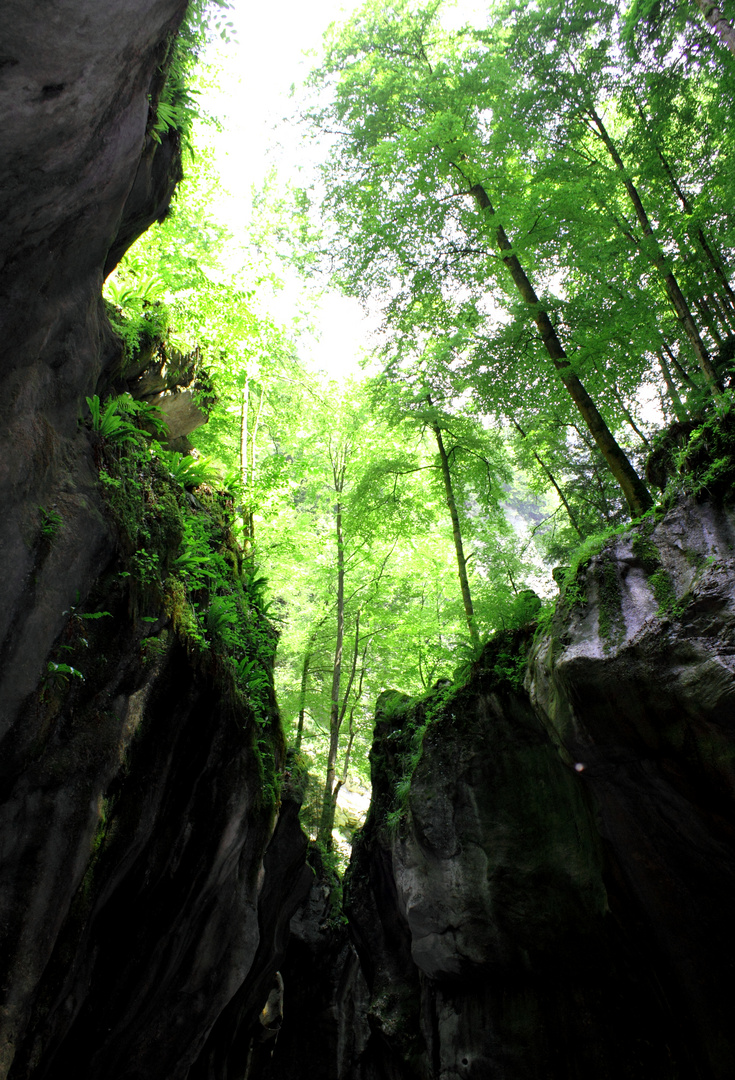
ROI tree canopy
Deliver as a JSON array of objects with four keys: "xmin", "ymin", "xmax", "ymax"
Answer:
[{"xmin": 102, "ymin": 0, "xmax": 735, "ymax": 851}]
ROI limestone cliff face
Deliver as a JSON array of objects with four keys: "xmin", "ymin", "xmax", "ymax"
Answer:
[
  {"xmin": 333, "ymin": 499, "xmax": 735, "ymax": 1080},
  {"xmin": 0, "ymin": 6, "xmax": 311, "ymax": 1080},
  {"xmin": 4, "ymin": 7, "xmax": 735, "ymax": 1080},
  {"xmin": 0, "ymin": 0, "xmax": 187, "ymax": 730}
]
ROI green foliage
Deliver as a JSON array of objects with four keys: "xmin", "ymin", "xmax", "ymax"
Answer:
[
  {"xmin": 41, "ymin": 661, "xmax": 85, "ymax": 700},
  {"xmin": 664, "ymin": 402, "xmax": 735, "ymax": 504},
  {"xmin": 104, "ymin": 279, "xmax": 170, "ymax": 367},
  {"xmin": 378, "ymin": 685, "xmax": 448, "ymax": 836},
  {"xmin": 649, "ymin": 566, "xmax": 685, "ymax": 618},
  {"xmin": 502, "ymin": 590, "xmax": 543, "ymax": 631},
  {"xmin": 86, "ymin": 395, "xmax": 167, "ymax": 443},
  {"xmin": 141, "ymin": 635, "xmax": 168, "ymax": 664},
  {"xmin": 94, "ymin": 426, "xmax": 279, "ymax": 727},
  {"xmin": 148, "ymin": 0, "xmax": 235, "ymax": 152},
  {"xmin": 307, "ymin": 840, "xmax": 349, "ymax": 913},
  {"xmin": 91, "ymin": 0, "xmax": 735, "ymax": 849},
  {"xmin": 105, "ymin": 274, "xmax": 165, "ymax": 310},
  {"xmin": 559, "ymin": 516, "xmax": 649, "ymax": 610},
  {"xmin": 45, "ymin": 661, "xmax": 84, "ymax": 684},
  {"xmin": 384, "ymin": 725, "xmax": 425, "ymax": 837},
  {"xmin": 486, "ymin": 632, "xmax": 532, "ymax": 692},
  {"xmin": 157, "ymin": 448, "xmax": 221, "ymax": 488},
  {"xmin": 38, "ymin": 506, "xmax": 62, "ymax": 541},
  {"xmin": 596, "ymin": 552, "xmax": 625, "ymax": 650},
  {"xmin": 631, "ymin": 531, "xmax": 687, "ymax": 618}
]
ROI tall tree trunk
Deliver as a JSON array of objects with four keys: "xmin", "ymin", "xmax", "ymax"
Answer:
[
  {"xmin": 709, "ymin": 292, "xmax": 735, "ymax": 336},
  {"xmin": 240, "ymin": 382, "xmax": 255, "ymax": 552},
  {"xmin": 296, "ymin": 621, "xmax": 324, "ymax": 751},
  {"xmin": 584, "ymin": 105, "xmax": 721, "ymax": 396},
  {"xmin": 600, "ymin": 377, "xmax": 651, "ymax": 448},
  {"xmin": 693, "ymin": 294, "xmax": 724, "ymax": 347},
  {"xmin": 295, "ymin": 649, "xmax": 310, "ymax": 752},
  {"xmin": 662, "ymin": 339, "xmax": 698, "ymax": 390},
  {"xmin": 318, "ymin": 452, "xmax": 348, "ymax": 847},
  {"xmin": 318, "ymin": 605, "xmax": 360, "ymax": 847},
  {"xmin": 656, "ymin": 351, "xmax": 689, "ymax": 422},
  {"xmin": 510, "ymin": 418, "xmax": 583, "ymax": 537},
  {"xmin": 695, "ymin": 0, "xmax": 735, "ymax": 57},
  {"xmin": 656, "ymin": 144, "xmax": 735, "ymax": 320},
  {"xmin": 572, "ymin": 423, "xmax": 616, "ymax": 522},
  {"xmin": 428, "ymin": 405, "xmax": 481, "ymax": 646},
  {"xmin": 246, "ymin": 382, "xmax": 266, "ymax": 547},
  {"xmin": 332, "ymin": 634, "xmax": 368, "ymax": 811},
  {"xmin": 470, "ymin": 182, "xmax": 652, "ymax": 516}
]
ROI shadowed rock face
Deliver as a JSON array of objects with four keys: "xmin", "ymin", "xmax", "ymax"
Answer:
[
  {"xmin": 0, "ymin": 6, "xmax": 312, "ymax": 1080},
  {"xmin": 335, "ymin": 500, "xmax": 735, "ymax": 1080},
  {"xmin": 4, "ymin": 7, "xmax": 735, "ymax": 1080},
  {"xmin": 4, "ymin": 636, "xmax": 310, "ymax": 1080},
  {"xmin": 0, "ymin": 0, "xmax": 185, "ymax": 729}
]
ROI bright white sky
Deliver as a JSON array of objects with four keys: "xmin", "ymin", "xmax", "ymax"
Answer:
[
  {"xmin": 204, "ymin": 0, "xmax": 363, "ymax": 196},
  {"xmin": 196, "ymin": 0, "xmax": 374, "ymax": 380},
  {"xmin": 195, "ymin": 0, "xmax": 488, "ymax": 380}
]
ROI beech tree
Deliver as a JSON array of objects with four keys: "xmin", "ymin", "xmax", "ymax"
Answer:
[
  {"xmin": 494, "ymin": 0, "xmax": 726, "ymax": 395},
  {"xmin": 368, "ymin": 345, "xmax": 518, "ymax": 648},
  {"xmin": 305, "ymin": 0, "xmax": 653, "ymax": 515}
]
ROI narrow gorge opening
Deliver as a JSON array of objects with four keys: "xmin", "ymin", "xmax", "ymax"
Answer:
[{"xmin": 2, "ymin": 1, "xmax": 735, "ymax": 1078}]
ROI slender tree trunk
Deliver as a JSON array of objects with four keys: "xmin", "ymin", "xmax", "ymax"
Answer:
[
  {"xmin": 510, "ymin": 418, "xmax": 584, "ymax": 537},
  {"xmin": 240, "ymin": 382, "xmax": 255, "ymax": 551},
  {"xmin": 695, "ymin": 0, "xmax": 735, "ymax": 57},
  {"xmin": 656, "ymin": 144, "xmax": 735, "ymax": 320},
  {"xmin": 296, "ymin": 649, "xmax": 310, "ymax": 752},
  {"xmin": 656, "ymin": 352, "xmax": 689, "ymax": 422},
  {"xmin": 296, "ymin": 621, "xmax": 324, "ymax": 751},
  {"xmin": 246, "ymin": 383, "xmax": 266, "ymax": 546},
  {"xmin": 585, "ymin": 105, "xmax": 721, "ymax": 396},
  {"xmin": 332, "ymin": 638, "xmax": 368, "ymax": 810},
  {"xmin": 693, "ymin": 294, "xmax": 724, "ymax": 347},
  {"xmin": 332, "ymin": 710, "xmax": 357, "ymax": 810},
  {"xmin": 572, "ymin": 423, "xmax": 616, "ymax": 522},
  {"xmin": 709, "ymin": 292, "xmax": 735, "ymax": 336},
  {"xmin": 318, "ymin": 605, "xmax": 360, "ymax": 846},
  {"xmin": 662, "ymin": 339, "xmax": 698, "ymax": 390},
  {"xmin": 602, "ymin": 379, "xmax": 651, "ymax": 447},
  {"xmin": 470, "ymin": 182, "xmax": 652, "ymax": 516},
  {"xmin": 318, "ymin": 453, "xmax": 348, "ymax": 847},
  {"xmin": 240, "ymin": 381, "xmax": 248, "ymax": 497},
  {"xmin": 428, "ymin": 405, "xmax": 481, "ymax": 646},
  {"xmin": 338, "ymin": 610, "xmax": 361, "ymax": 725}
]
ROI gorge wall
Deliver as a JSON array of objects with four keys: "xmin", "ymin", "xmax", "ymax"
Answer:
[
  {"xmin": 0, "ymin": 5, "xmax": 311, "ymax": 1079},
  {"xmin": 2, "ymin": 5, "xmax": 735, "ymax": 1080},
  {"xmin": 260, "ymin": 498, "xmax": 735, "ymax": 1080}
]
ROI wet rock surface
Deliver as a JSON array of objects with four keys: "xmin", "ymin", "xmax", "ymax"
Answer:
[
  {"xmin": 248, "ymin": 853, "xmax": 371, "ymax": 1080},
  {"xmin": 4, "ymin": 637, "xmax": 307, "ymax": 1080}
]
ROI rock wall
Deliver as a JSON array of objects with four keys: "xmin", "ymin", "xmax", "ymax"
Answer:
[
  {"xmin": 315, "ymin": 498, "xmax": 735, "ymax": 1080},
  {"xmin": 4, "ymin": 7, "xmax": 735, "ymax": 1080},
  {"xmin": 0, "ymin": 6, "xmax": 311, "ymax": 1080},
  {"xmin": 0, "ymin": 0, "xmax": 187, "ymax": 730},
  {"xmin": 231, "ymin": 850, "xmax": 370, "ymax": 1080}
]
